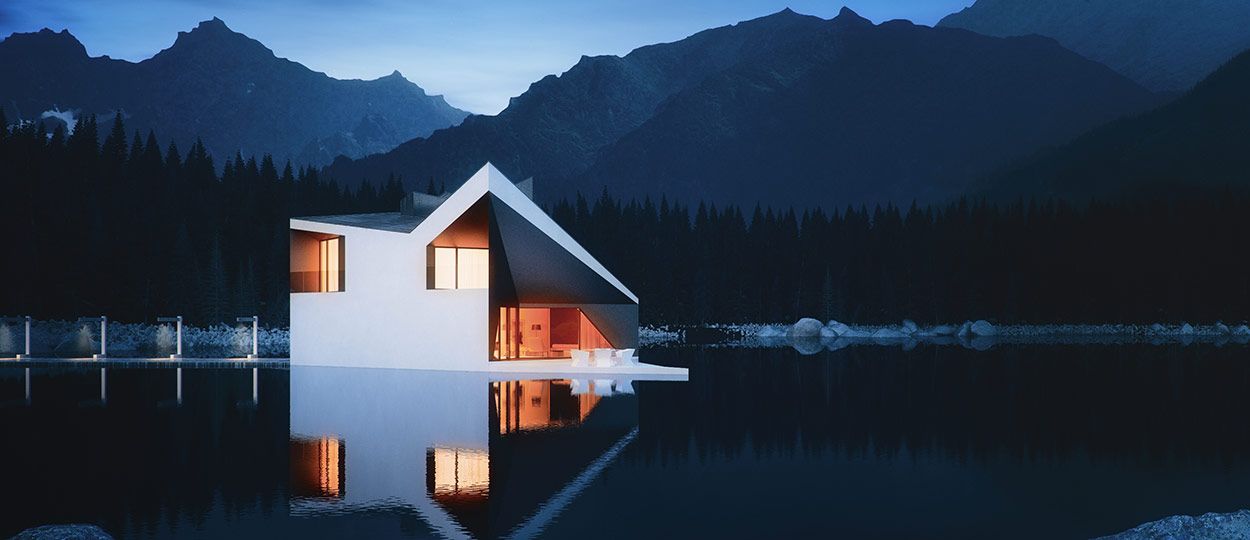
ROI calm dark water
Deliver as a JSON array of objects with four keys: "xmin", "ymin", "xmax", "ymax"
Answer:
[{"xmin": 4, "ymin": 344, "xmax": 1250, "ymax": 539}]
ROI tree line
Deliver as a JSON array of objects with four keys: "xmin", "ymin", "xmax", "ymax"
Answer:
[
  {"xmin": 3, "ymin": 111, "xmax": 1247, "ymax": 326},
  {"xmin": 1, "ymin": 112, "xmax": 408, "ymax": 326},
  {"xmin": 552, "ymin": 189, "xmax": 1250, "ymax": 325}
]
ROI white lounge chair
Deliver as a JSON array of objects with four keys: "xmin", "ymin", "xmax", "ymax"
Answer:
[
  {"xmin": 593, "ymin": 379, "xmax": 614, "ymax": 396},
  {"xmin": 615, "ymin": 348, "xmax": 637, "ymax": 365},
  {"xmin": 570, "ymin": 379, "xmax": 588, "ymax": 395},
  {"xmin": 593, "ymin": 348, "xmax": 614, "ymax": 368},
  {"xmin": 570, "ymin": 349, "xmax": 590, "ymax": 367},
  {"xmin": 615, "ymin": 379, "xmax": 635, "ymax": 394}
]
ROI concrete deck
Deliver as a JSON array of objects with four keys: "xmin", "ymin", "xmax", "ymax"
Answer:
[{"xmin": 0, "ymin": 357, "xmax": 289, "ymax": 369}]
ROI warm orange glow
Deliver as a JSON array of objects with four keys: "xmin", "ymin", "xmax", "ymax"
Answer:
[
  {"xmin": 319, "ymin": 237, "xmax": 342, "ymax": 292},
  {"xmin": 433, "ymin": 247, "xmax": 457, "ymax": 289},
  {"xmin": 495, "ymin": 307, "xmax": 613, "ymax": 359},
  {"xmin": 493, "ymin": 379, "xmax": 601, "ymax": 434},
  {"xmin": 429, "ymin": 447, "xmax": 489, "ymax": 498},
  {"xmin": 291, "ymin": 230, "xmax": 344, "ymax": 293},
  {"xmin": 290, "ymin": 436, "xmax": 345, "ymax": 498},
  {"xmin": 430, "ymin": 246, "xmax": 487, "ymax": 289}
]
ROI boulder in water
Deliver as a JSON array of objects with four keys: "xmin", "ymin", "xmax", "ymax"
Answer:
[
  {"xmin": 824, "ymin": 320, "xmax": 851, "ymax": 337},
  {"xmin": 926, "ymin": 324, "xmax": 958, "ymax": 336},
  {"xmin": 788, "ymin": 318, "xmax": 824, "ymax": 338},
  {"xmin": 970, "ymin": 320, "xmax": 997, "ymax": 336},
  {"xmin": 790, "ymin": 337, "xmax": 824, "ymax": 355},
  {"xmin": 1149, "ymin": 323, "xmax": 1167, "ymax": 334},
  {"xmin": 901, "ymin": 320, "xmax": 918, "ymax": 335},
  {"xmin": 1233, "ymin": 325, "xmax": 1250, "ymax": 336},
  {"xmin": 958, "ymin": 321, "xmax": 974, "ymax": 338},
  {"xmin": 1180, "ymin": 323, "xmax": 1195, "ymax": 335},
  {"xmin": 1215, "ymin": 322, "xmax": 1231, "ymax": 334}
]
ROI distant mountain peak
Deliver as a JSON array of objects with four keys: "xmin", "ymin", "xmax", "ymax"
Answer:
[
  {"xmin": 194, "ymin": 17, "xmax": 231, "ymax": 33},
  {"xmin": 832, "ymin": 6, "xmax": 872, "ymax": 28},
  {"xmin": 161, "ymin": 17, "xmax": 275, "ymax": 61},
  {"xmin": 0, "ymin": 27, "xmax": 88, "ymax": 58}
]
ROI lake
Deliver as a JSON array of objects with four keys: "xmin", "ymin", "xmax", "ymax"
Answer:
[{"xmin": 3, "ymin": 344, "xmax": 1250, "ymax": 539}]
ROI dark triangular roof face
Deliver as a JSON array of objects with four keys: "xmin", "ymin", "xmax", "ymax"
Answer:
[{"xmin": 488, "ymin": 194, "xmax": 634, "ymax": 305}]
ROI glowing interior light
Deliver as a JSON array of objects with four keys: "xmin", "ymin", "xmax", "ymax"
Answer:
[
  {"xmin": 320, "ymin": 237, "xmax": 342, "ymax": 292},
  {"xmin": 431, "ymin": 447, "xmax": 490, "ymax": 496},
  {"xmin": 456, "ymin": 248, "xmax": 489, "ymax": 289},
  {"xmin": 434, "ymin": 247, "xmax": 457, "ymax": 289}
]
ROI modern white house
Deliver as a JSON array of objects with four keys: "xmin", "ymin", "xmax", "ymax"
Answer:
[{"xmin": 289, "ymin": 163, "xmax": 656, "ymax": 372}]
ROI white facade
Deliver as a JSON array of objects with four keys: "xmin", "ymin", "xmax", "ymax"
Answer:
[{"xmin": 290, "ymin": 163, "xmax": 638, "ymax": 371}]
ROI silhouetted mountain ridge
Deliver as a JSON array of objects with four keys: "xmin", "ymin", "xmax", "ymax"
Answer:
[
  {"xmin": 939, "ymin": 0, "xmax": 1250, "ymax": 92},
  {"xmin": 977, "ymin": 47, "xmax": 1250, "ymax": 201},
  {"xmin": 325, "ymin": 7, "xmax": 1158, "ymax": 208},
  {"xmin": 0, "ymin": 18, "xmax": 469, "ymax": 166}
]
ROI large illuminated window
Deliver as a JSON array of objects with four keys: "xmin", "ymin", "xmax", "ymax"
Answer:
[
  {"xmin": 291, "ymin": 231, "xmax": 345, "ymax": 293},
  {"xmin": 495, "ymin": 307, "xmax": 613, "ymax": 360},
  {"xmin": 429, "ymin": 246, "xmax": 488, "ymax": 289}
]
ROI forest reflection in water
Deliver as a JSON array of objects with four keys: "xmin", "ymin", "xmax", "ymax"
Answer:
[{"xmin": 4, "ymin": 344, "xmax": 1250, "ymax": 539}]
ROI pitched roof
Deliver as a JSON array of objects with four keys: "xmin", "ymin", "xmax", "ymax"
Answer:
[
  {"xmin": 293, "ymin": 162, "xmax": 638, "ymax": 303},
  {"xmin": 296, "ymin": 211, "xmax": 430, "ymax": 233}
]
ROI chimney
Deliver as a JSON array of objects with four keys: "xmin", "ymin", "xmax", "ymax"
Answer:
[{"xmin": 400, "ymin": 191, "xmax": 450, "ymax": 215}]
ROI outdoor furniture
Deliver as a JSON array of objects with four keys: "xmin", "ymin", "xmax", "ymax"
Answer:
[
  {"xmin": 593, "ymin": 379, "xmax": 614, "ymax": 396},
  {"xmin": 593, "ymin": 348, "xmax": 614, "ymax": 367},
  {"xmin": 615, "ymin": 379, "xmax": 635, "ymax": 394},
  {"xmin": 614, "ymin": 348, "xmax": 637, "ymax": 365},
  {"xmin": 570, "ymin": 379, "xmax": 588, "ymax": 395},
  {"xmin": 571, "ymin": 349, "xmax": 590, "ymax": 367}
]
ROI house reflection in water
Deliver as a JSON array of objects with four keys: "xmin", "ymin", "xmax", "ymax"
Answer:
[
  {"xmin": 289, "ymin": 366, "xmax": 667, "ymax": 538},
  {"xmin": 427, "ymin": 447, "xmax": 491, "ymax": 535},
  {"xmin": 493, "ymin": 379, "xmax": 601, "ymax": 435},
  {"xmin": 290, "ymin": 436, "xmax": 345, "ymax": 499}
]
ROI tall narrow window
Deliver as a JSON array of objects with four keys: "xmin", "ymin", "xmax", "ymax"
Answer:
[
  {"xmin": 456, "ymin": 248, "xmax": 489, "ymax": 289},
  {"xmin": 320, "ymin": 237, "xmax": 343, "ymax": 292},
  {"xmin": 433, "ymin": 247, "xmax": 458, "ymax": 289}
]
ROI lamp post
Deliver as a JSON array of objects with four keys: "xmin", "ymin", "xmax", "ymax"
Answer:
[
  {"xmin": 237, "ymin": 316, "xmax": 259, "ymax": 360},
  {"xmin": 77, "ymin": 316, "xmax": 107, "ymax": 359},
  {"xmin": 1, "ymin": 316, "xmax": 31, "ymax": 359},
  {"xmin": 157, "ymin": 316, "xmax": 183, "ymax": 359}
]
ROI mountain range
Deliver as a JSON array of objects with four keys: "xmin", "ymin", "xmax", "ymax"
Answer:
[
  {"xmin": 325, "ymin": 8, "xmax": 1158, "ymax": 208},
  {"xmin": 0, "ymin": 18, "xmax": 468, "ymax": 166},
  {"xmin": 6, "ymin": 4, "xmax": 1247, "ymax": 208},
  {"xmin": 977, "ymin": 46, "xmax": 1250, "ymax": 202},
  {"xmin": 939, "ymin": 0, "xmax": 1250, "ymax": 93}
]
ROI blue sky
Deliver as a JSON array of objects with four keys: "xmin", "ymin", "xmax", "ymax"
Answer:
[{"xmin": 1, "ymin": 1, "xmax": 973, "ymax": 114}]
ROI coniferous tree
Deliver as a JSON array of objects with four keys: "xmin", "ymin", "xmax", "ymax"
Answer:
[{"xmin": 201, "ymin": 236, "xmax": 228, "ymax": 325}]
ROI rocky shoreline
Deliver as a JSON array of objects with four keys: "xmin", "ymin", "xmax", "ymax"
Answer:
[{"xmin": 639, "ymin": 320, "xmax": 1250, "ymax": 350}]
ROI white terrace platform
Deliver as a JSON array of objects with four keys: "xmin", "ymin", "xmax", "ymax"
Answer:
[{"xmin": 483, "ymin": 358, "xmax": 688, "ymax": 381}]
